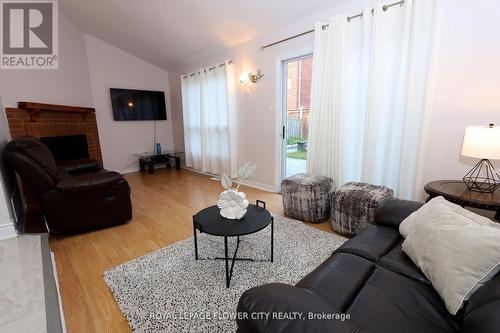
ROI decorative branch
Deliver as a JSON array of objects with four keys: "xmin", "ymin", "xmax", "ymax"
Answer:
[
  {"xmin": 220, "ymin": 174, "xmax": 232, "ymax": 190},
  {"xmin": 219, "ymin": 162, "xmax": 257, "ymax": 191}
]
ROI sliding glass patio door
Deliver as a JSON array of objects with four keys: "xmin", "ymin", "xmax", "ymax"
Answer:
[{"xmin": 280, "ymin": 54, "xmax": 313, "ymax": 179}]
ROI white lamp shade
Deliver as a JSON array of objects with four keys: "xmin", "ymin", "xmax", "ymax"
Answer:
[{"xmin": 461, "ymin": 125, "xmax": 500, "ymax": 160}]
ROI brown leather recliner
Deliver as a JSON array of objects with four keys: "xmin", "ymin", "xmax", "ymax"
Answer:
[{"xmin": 3, "ymin": 136, "xmax": 132, "ymax": 233}]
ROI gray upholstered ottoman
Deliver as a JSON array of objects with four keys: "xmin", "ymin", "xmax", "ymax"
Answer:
[
  {"xmin": 281, "ymin": 173, "xmax": 334, "ymax": 223},
  {"xmin": 331, "ymin": 182, "xmax": 393, "ymax": 237}
]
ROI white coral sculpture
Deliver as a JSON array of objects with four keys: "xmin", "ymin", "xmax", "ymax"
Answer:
[{"xmin": 217, "ymin": 162, "xmax": 257, "ymax": 220}]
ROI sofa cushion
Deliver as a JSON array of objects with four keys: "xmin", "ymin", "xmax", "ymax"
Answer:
[
  {"xmin": 296, "ymin": 253, "xmax": 375, "ymax": 311},
  {"xmin": 237, "ymin": 283, "xmax": 360, "ymax": 333},
  {"xmin": 374, "ymin": 198, "xmax": 424, "ymax": 229},
  {"xmin": 333, "ymin": 225, "xmax": 430, "ymax": 284},
  {"xmin": 334, "ymin": 225, "xmax": 400, "ymax": 261},
  {"xmin": 378, "ymin": 240, "xmax": 430, "ymax": 284},
  {"xmin": 348, "ymin": 266, "xmax": 459, "ymax": 333},
  {"xmin": 461, "ymin": 273, "xmax": 500, "ymax": 333}
]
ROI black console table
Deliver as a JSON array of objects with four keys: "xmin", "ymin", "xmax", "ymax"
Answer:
[{"xmin": 136, "ymin": 151, "xmax": 183, "ymax": 174}]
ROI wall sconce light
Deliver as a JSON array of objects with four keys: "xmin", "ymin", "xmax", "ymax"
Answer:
[{"xmin": 240, "ymin": 69, "xmax": 264, "ymax": 85}]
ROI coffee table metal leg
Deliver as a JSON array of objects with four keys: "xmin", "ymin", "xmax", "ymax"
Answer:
[
  {"xmin": 271, "ymin": 217, "xmax": 274, "ymax": 262},
  {"xmin": 224, "ymin": 236, "xmax": 229, "ymax": 288},
  {"xmin": 195, "ymin": 216, "xmax": 274, "ymax": 288},
  {"xmin": 495, "ymin": 210, "xmax": 500, "ymax": 221},
  {"xmin": 193, "ymin": 220, "xmax": 198, "ymax": 260}
]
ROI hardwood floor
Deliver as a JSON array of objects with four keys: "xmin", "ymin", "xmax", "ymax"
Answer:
[{"xmin": 49, "ymin": 168, "xmax": 333, "ymax": 333}]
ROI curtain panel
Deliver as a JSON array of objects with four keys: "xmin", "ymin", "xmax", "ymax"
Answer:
[
  {"xmin": 307, "ymin": 0, "xmax": 439, "ymax": 199},
  {"xmin": 181, "ymin": 61, "xmax": 237, "ymax": 177}
]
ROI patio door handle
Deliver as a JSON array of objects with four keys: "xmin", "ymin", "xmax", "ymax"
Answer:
[{"xmin": 282, "ymin": 125, "xmax": 285, "ymax": 139}]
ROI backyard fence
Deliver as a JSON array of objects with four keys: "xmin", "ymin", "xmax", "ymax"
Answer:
[
  {"xmin": 287, "ymin": 118, "xmax": 301, "ymax": 138},
  {"xmin": 286, "ymin": 110, "xmax": 310, "ymax": 140}
]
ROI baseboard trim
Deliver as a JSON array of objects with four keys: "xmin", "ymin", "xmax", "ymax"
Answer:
[
  {"xmin": 120, "ymin": 163, "xmax": 177, "ymax": 175},
  {"xmin": 0, "ymin": 222, "xmax": 17, "ymax": 240},
  {"xmin": 120, "ymin": 166, "xmax": 140, "ymax": 174},
  {"xmin": 238, "ymin": 179, "xmax": 279, "ymax": 193},
  {"xmin": 182, "ymin": 167, "xmax": 279, "ymax": 193}
]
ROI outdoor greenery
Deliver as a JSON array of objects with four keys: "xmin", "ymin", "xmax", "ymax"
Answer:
[
  {"xmin": 287, "ymin": 151, "xmax": 307, "ymax": 160},
  {"xmin": 286, "ymin": 136, "xmax": 306, "ymax": 145}
]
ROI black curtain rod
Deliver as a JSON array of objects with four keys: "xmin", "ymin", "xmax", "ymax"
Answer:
[{"xmin": 260, "ymin": 0, "xmax": 405, "ymax": 50}]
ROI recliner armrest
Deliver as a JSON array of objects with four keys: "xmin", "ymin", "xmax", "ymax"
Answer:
[
  {"xmin": 57, "ymin": 158, "xmax": 101, "ymax": 175},
  {"xmin": 56, "ymin": 171, "xmax": 125, "ymax": 193},
  {"xmin": 374, "ymin": 198, "xmax": 424, "ymax": 229}
]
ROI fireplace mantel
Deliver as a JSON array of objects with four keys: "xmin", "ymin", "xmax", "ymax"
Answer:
[{"xmin": 18, "ymin": 102, "xmax": 95, "ymax": 122}]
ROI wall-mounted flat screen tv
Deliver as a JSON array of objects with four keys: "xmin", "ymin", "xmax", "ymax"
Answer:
[{"xmin": 110, "ymin": 88, "xmax": 167, "ymax": 121}]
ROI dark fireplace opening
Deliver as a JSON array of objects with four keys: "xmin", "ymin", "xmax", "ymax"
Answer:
[{"xmin": 40, "ymin": 134, "xmax": 89, "ymax": 161}]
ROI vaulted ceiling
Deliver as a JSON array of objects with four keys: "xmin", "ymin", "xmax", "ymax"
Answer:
[{"xmin": 60, "ymin": 0, "xmax": 340, "ymax": 71}]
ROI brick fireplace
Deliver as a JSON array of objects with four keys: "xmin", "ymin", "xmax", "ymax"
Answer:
[{"xmin": 5, "ymin": 102, "xmax": 103, "ymax": 165}]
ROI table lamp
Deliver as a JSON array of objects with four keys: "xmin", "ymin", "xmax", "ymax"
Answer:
[{"xmin": 461, "ymin": 124, "xmax": 500, "ymax": 193}]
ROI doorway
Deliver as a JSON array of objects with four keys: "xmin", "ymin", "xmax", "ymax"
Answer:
[{"xmin": 280, "ymin": 54, "xmax": 313, "ymax": 179}]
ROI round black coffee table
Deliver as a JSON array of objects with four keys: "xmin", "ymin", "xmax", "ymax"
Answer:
[{"xmin": 193, "ymin": 200, "xmax": 274, "ymax": 288}]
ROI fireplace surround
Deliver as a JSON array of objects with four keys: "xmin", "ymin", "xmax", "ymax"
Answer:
[{"xmin": 5, "ymin": 102, "xmax": 103, "ymax": 165}]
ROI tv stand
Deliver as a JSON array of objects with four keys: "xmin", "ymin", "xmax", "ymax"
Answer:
[{"xmin": 136, "ymin": 152, "xmax": 182, "ymax": 174}]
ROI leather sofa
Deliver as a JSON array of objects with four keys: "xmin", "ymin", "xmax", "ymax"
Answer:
[
  {"xmin": 237, "ymin": 199, "xmax": 500, "ymax": 332},
  {"xmin": 3, "ymin": 136, "xmax": 132, "ymax": 233}
]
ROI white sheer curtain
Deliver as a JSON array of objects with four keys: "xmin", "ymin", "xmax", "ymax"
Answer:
[
  {"xmin": 307, "ymin": 0, "xmax": 439, "ymax": 199},
  {"xmin": 181, "ymin": 61, "xmax": 237, "ymax": 177}
]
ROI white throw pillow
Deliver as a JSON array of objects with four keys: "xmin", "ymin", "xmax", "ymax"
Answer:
[
  {"xmin": 399, "ymin": 196, "xmax": 497, "ymax": 238},
  {"xmin": 400, "ymin": 196, "xmax": 500, "ymax": 315}
]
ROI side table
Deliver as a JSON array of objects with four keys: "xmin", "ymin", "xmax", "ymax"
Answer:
[{"xmin": 424, "ymin": 180, "xmax": 500, "ymax": 220}]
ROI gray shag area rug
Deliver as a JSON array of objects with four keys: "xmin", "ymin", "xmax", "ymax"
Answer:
[{"xmin": 103, "ymin": 214, "xmax": 347, "ymax": 332}]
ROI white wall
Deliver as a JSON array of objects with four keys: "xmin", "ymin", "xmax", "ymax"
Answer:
[
  {"xmin": 85, "ymin": 35, "xmax": 173, "ymax": 172},
  {"xmin": 0, "ymin": 96, "xmax": 16, "ymax": 239},
  {"xmin": 169, "ymin": 0, "xmax": 500, "ymax": 196},
  {"xmin": 0, "ymin": 13, "xmax": 93, "ymax": 108},
  {"xmin": 420, "ymin": 0, "xmax": 500, "ymax": 188}
]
